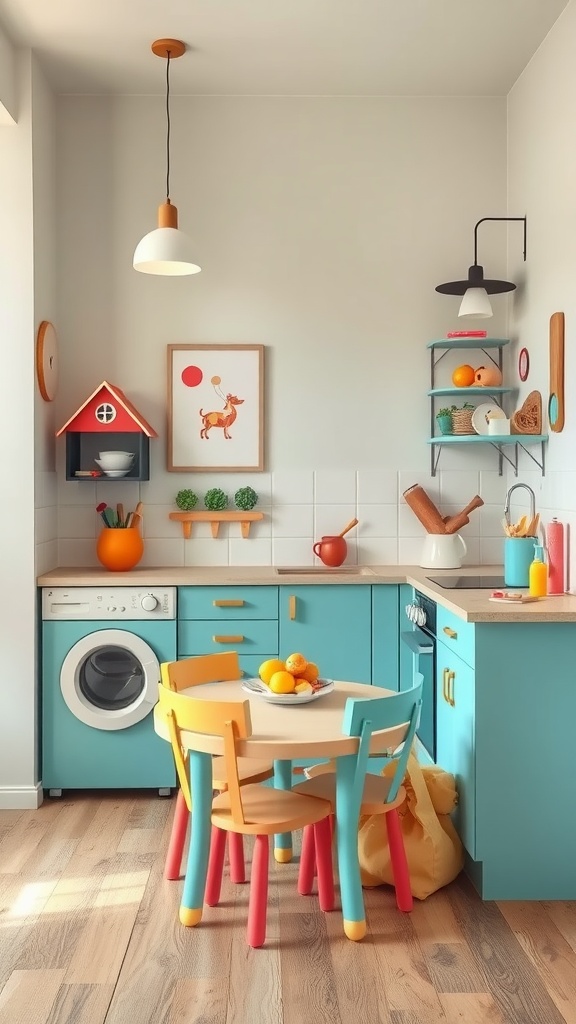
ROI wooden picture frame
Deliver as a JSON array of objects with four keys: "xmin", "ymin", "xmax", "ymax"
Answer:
[{"xmin": 167, "ymin": 344, "xmax": 264, "ymax": 472}]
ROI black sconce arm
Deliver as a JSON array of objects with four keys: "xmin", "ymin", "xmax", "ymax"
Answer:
[{"xmin": 473, "ymin": 216, "xmax": 527, "ymax": 266}]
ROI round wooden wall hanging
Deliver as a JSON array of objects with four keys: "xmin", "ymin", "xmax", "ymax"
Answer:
[
  {"xmin": 518, "ymin": 347, "xmax": 530, "ymax": 383},
  {"xmin": 36, "ymin": 321, "xmax": 59, "ymax": 401}
]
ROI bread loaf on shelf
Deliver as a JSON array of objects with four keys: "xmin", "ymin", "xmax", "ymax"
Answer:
[{"xmin": 511, "ymin": 390, "xmax": 542, "ymax": 434}]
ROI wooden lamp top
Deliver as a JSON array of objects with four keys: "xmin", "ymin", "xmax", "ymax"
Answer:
[{"xmin": 151, "ymin": 39, "xmax": 186, "ymax": 59}]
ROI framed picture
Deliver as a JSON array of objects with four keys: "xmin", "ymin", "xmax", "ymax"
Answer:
[{"xmin": 167, "ymin": 344, "xmax": 264, "ymax": 472}]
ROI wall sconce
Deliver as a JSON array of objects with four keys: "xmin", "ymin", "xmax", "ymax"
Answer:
[
  {"xmin": 435, "ymin": 216, "xmax": 527, "ymax": 319},
  {"xmin": 133, "ymin": 39, "xmax": 201, "ymax": 276}
]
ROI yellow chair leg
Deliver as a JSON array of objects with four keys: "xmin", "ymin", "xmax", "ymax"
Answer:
[
  {"xmin": 274, "ymin": 846, "xmax": 293, "ymax": 863},
  {"xmin": 343, "ymin": 918, "xmax": 366, "ymax": 941},
  {"xmin": 179, "ymin": 905, "xmax": 203, "ymax": 927}
]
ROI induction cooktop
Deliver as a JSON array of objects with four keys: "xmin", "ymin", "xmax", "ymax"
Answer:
[{"xmin": 425, "ymin": 575, "xmax": 506, "ymax": 589}]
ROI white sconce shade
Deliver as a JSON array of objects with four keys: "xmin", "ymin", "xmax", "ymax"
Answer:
[{"xmin": 458, "ymin": 287, "xmax": 493, "ymax": 319}]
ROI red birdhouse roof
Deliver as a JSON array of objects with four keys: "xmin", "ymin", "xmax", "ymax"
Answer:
[{"xmin": 56, "ymin": 381, "xmax": 158, "ymax": 437}]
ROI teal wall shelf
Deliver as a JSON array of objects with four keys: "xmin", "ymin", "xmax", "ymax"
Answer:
[
  {"xmin": 428, "ymin": 386, "xmax": 515, "ymax": 398},
  {"xmin": 427, "ymin": 338, "xmax": 509, "ymax": 350}
]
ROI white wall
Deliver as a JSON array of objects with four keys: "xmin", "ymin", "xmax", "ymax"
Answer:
[
  {"xmin": 55, "ymin": 95, "xmax": 510, "ymax": 569},
  {"xmin": 0, "ymin": 19, "xmax": 16, "ymax": 123},
  {"xmin": 507, "ymin": 0, "xmax": 576, "ymax": 589}
]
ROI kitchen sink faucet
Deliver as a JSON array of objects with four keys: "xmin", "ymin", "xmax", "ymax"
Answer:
[{"xmin": 503, "ymin": 483, "xmax": 536, "ymax": 527}]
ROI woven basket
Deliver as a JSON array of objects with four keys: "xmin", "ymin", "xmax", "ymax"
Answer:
[{"xmin": 451, "ymin": 408, "xmax": 474, "ymax": 434}]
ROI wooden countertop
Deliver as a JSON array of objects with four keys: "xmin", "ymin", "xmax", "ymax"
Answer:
[{"xmin": 36, "ymin": 565, "xmax": 576, "ymax": 623}]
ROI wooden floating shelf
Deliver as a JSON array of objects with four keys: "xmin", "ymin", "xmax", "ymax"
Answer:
[{"xmin": 169, "ymin": 510, "xmax": 264, "ymax": 539}]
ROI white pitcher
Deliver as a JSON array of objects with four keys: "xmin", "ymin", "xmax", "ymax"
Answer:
[{"xmin": 419, "ymin": 533, "xmax": 467, "ymax": 569}]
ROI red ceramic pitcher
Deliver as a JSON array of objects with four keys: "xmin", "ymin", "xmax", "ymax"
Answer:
[{"xmin": 313, "ymin": 535, "xmax": 347, "ymax": 567}]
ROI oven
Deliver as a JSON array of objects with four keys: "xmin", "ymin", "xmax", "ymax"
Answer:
[{"xmin": 400, "ymin": 590, "xmax": 436, "ymax": 761}]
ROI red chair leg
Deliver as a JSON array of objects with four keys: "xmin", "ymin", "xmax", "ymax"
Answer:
[
  {"xmin": 205, "ymin": 826, "xmax": 227, "ymax": 906},
  {"xmin": 313, "ymin": 818, "xmax": 335, "ymax": 912},
  {"xmin": 164, "ymin": 789, "xmax": 189, "ymax": 880},
  {"xmin": 247, "ymin": 834, "xmax": 269, "ymax": 948},
  {"xmin": 297, "ymin": 825, "xmax": 316, "ymax": 895},
  {"xmin": 385, "ymin": 808, "xmax": 413, "ymax": 912},
  {"xmin": 228, "ymin": 830, "xmax": 246, "ymax": 883}
]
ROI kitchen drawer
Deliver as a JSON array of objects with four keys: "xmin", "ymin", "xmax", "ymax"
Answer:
[
  {"xmin": 178, "ymin": 619, "xmax": 279, "ymax": 657},
  {"xmin": 436, "ymin": 604, "xmax": 475, "ymax": 668},
  {"xmin": 178, "ymin": 586, "xmax": 278, "ymax": 620}
]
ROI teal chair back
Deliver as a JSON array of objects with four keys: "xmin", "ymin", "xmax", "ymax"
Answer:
[{"xmin": 341, "ymin": 675, "xmax": 423, "ymax": 811}]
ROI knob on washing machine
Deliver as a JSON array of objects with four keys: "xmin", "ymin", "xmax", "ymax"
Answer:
[{"xmin": 141, "ymin": 594, "xmax": 158, "ymax": 612}]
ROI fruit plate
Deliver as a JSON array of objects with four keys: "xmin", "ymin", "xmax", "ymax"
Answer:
[{"xmin": 241, "ymin": 678, "xmax": 335, "ymax": 705}]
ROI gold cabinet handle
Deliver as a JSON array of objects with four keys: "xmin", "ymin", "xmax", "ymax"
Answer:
[
  {"xmin": 213, "ymin": 599, "xmax": 245, "ymax": 607},
  {"xmin": 213, "ymin": 635, "xmax": 244, "ymax": 644},
  {"xmin": 443, "ymin": 626, "xmax": 458, "ymax": 640},
  {"xmin": 448, "ymin": 669, "xmax": 455, "ymax": 706},
  {"xmin": 442, "ymin": 667, "xmax": 449, "ymax": 703},
  {"xmin": 289, "ymin": 595, "xmax": 296, "ymax": 621}
]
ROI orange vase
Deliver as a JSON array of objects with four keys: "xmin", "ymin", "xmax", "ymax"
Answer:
[{"xmin": 96, "ymin": 527, "xmax": 144, "ymax": 572}]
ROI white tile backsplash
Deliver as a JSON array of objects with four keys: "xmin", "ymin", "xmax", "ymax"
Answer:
[{"xmin": 54, "ymin": 468, "xmax": 508, "ymax": 568}]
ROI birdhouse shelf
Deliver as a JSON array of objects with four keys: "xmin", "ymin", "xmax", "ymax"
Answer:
[
  {"xmin": 169, "ymin": 511, "xmax": 264, "ymax": 539},
  {"xmin": 56, "ymin": 381, "xmax": 158, "ymax": 482}
]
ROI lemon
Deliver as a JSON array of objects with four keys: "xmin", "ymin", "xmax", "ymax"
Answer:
[
  {"xmin": 269, "ymin": 670, "xmax": 296, "ymax": 694},
  {"xmin": 285, "ymin": 652, "xmax": 307, "ymax": 675},
  {"xmin": 259, "ymin": 658, "xmax": 286, "ymax": 685},
  {"xmin": 294, "ymin": 680, "xmax": 313, "ymax": 694},
  {"xmin": 300, "ymin": 661, "xmax": 319, "ymax": 683}
]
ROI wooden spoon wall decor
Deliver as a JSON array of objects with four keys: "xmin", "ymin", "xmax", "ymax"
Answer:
[{"xmin": 549, "ymin": 311, "xmax": 565, "ymax": 432}]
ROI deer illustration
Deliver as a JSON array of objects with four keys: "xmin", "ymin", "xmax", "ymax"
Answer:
[{"xmin": 200, "ymin": 393, "xmax": 244, "ymax": 439}]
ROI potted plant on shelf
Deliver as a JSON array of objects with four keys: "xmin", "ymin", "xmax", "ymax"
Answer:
[
  {"xmin": 204, "ymin": 487, "xmax": 229, "ymax": 511},
  {"xmin": 175, "ymin": 489, "xmax": 199, "ymax": 511},
  {"xmin": 234, "ymin": 486, "xmax": 259, "ymax": 511},
  {"xmin": 436, "ymin": 407, "xmax": 453, "ymax": 435}
]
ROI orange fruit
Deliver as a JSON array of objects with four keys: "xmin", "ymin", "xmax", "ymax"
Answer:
[
  {"xmin": 285, "ymin": 652, "xmax": 307, "ymax": 675},
  {"xmin": 259, "ymin": 658, "xmax": 286, "ymax": 685},
  {"xmin": 300, "ymin": 661, "xmax": 319, "ymax": 683},
  {"xmin": 294, "ymin": 680, "xmax": 313, "ymax": 694},
  {"xmin": 269, "ymin": 670, "xmax": 296, "ymax": 694},
  {"xmin": 452, "ymin": 364, "xmax": 475, "ymax": 387}
]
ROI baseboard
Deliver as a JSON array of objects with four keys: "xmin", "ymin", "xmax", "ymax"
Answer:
[{"xmin": 0, "ymin": 784, "xmax": 43, "ymax": 809}]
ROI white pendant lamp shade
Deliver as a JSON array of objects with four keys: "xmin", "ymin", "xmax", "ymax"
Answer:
[
  {"xmin": 133, "ymin": 39, "xmax": 201, "ymax": 277},
  {"xmin": 458, "ymin": 287, "xmax": 493, "ymax": 319},
  {"xmin": 133, "ymin": 202, "xmax": 201, "ymax": 276}
]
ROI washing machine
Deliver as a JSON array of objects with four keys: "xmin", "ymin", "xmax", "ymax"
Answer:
[{"xmin": 41, "ymin": 586, "xmax": 177, "ymax": 796}]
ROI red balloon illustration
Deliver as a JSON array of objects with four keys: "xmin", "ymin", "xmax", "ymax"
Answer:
[{"xmin": 181, "ymin": 365, "xmax": 203, "ymax": 387}]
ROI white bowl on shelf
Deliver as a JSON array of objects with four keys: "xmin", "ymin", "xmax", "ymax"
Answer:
[{"xmin": 96, "ymin": 452, "xmax": 135, "ymax": 470}]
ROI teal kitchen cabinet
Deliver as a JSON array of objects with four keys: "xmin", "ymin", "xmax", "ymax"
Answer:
[
  {"xmin": 435, "ymin": 639, "xmax": 476, "ymax": 857},
  {"xmin": 372, "ymin": 585, "xmax": 400, "ymax": 689},
  {"xmin": 279, "ymin": 585, "xmax": 372, "ymax": 683},
  {"xmin": 178, "ymin": 585, "xmax": 279, "ymax": 679}
]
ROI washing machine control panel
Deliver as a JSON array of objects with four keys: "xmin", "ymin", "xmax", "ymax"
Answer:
[{"xmin": 42, "ymin": 586, "xmax": 176, "ymax": 620}]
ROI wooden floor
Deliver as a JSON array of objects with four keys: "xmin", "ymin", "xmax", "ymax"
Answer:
[{"xmin": 1, "ymin": 793, "xmax": 576, "ymax": 1024}]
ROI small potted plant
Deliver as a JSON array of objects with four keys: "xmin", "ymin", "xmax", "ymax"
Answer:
[
  {"xmin": 204, "ymin": 487, "xmax": 229, "ymax": 511},
  {"xmin": 175, "ymin": 488, "xmax": 199, "ymax": 511},
  {"xmin": 436, "ymin": 407, "xmax": 453, "ymax": 435},
  {"xmin": 234, "ymin": 486, "xmax": 259, "ymax": 512}
]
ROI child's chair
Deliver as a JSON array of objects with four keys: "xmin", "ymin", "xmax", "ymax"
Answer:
[
  {"xmin": 157, "ymin": 683, "xmax": 334, "ymax": 948},
  {"xmin": 293, "ymin": 676, "xmax": 423, "ymax": 913},
  {"xmin": 160, "ymin": 653, "xmax": 273, "ymax": 883}
]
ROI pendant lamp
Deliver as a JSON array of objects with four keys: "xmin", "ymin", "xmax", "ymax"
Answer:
[
  {"xmin": 435, "ymin": 216, "xmax": 527, "ymax": 319},
  {"xmin": 133, "ymin": 39, "xmax": 201, "ymax": 276}
]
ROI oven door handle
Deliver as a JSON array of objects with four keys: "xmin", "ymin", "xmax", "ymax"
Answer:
[{"xmin": 400, "ymin": 629, "xmax": 434, "ymax": 655}]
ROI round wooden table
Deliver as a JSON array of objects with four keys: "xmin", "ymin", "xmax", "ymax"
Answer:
[{"xmin": 154, "ymin": 678, "xmax": 401, "ymax": 941}]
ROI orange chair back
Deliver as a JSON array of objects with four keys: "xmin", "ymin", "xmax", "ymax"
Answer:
[
  {"xmin": 160, "ymin": 652, "xmax": 241, "ymax": 692},
  {"xmin": 156, "ymin": 684, "xmax": 252, "ymax": 825}
]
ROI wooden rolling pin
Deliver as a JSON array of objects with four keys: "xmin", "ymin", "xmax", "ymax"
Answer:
[
  {"xmin": 443, "ymin": 495, "xmax": 484, "ymax": 534},
  {"xmin": 402, "ymin": 485, "xmax": 447, "ymax": 534}
]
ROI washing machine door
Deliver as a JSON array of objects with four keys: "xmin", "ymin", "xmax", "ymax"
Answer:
[{"xmin": 60, "ymin": 629, "xmax": 160, "ymax": 731}]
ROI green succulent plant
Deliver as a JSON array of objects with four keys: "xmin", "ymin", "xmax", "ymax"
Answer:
[
  {"xmin": 204, "ymin": 487, "xmax": 229, "ymax": 511},
  {"xmin": 436, "ymin": 408, "xmax": 452, "ymax": 418},
  {"xmin": 175, "ymin": 488, "xmax": 199, "ymax": 511},
  {"xmin": 234, "ymin": 486, "xmax": 259, "ymax": 511}
]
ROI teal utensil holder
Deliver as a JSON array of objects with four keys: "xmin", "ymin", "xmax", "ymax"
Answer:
[{"xmin": 504, "ymin": 537, "xmax": 535, "ymax": 587}]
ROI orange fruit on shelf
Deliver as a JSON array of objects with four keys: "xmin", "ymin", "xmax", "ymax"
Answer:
[
  {"xmin": 259, "ymin": 658, "xmax": 286, "ymax": 685},
  {"xmin": 300, "ymin": 661, "xmax": 320, "ymax": 683},
  {"xmin": 285, "ymin": 652, "xmax": 308, "ymax": 675},
  {"xmin": 269, "ymin": 670, "xmax": 297, "ymax": 694},
  {"xmin": 452, "ymin": 364, "xmax": 475, "ymax": 387}
]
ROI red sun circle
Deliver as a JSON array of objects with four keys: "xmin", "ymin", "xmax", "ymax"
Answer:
[{"xmin": 181, "ymin": 365, "xmax": 203, "ymax": 387}]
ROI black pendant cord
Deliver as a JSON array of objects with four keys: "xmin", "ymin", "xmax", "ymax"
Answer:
[
  {"xmin": 473, "ymin": 217, "xmax": 527, "ymax": 266},
  {"xmin": 165, "ymin": 51, "xmax": 171, "ymax": 202}
]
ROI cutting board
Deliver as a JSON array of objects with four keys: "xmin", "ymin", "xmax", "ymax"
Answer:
[{"xmin": 549, "ymin": 311, "xmax": 565, "ymax": 433}]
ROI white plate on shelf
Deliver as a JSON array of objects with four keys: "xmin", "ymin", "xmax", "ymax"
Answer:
[
  {"xmin": 103, "ymin": 469, "xmax": 131, "ymax": 478},
  {"xmin": 471, "ymin": 403, "xmax": 506, "ymax": 435},
  {"xmin": 241, "ymin": 678, "xmax": 335, "ymax": 705}
]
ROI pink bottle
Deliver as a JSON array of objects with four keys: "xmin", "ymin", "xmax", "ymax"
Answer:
[{"xmin": 547, "ymin": 518, "xmax": 565, "ymax": 595}]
